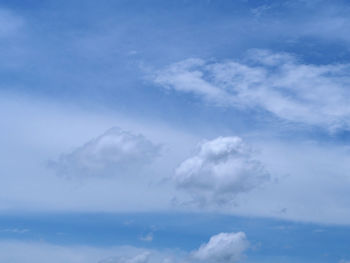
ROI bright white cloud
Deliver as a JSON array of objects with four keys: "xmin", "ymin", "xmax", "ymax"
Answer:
[
  {"xmin": 154, "ymin": 49, "xmax": 350, "ymax": 130},
  {"xmin": 50, "ymin": 127, "xmax": 160, "ymax": 178},
  {"xmin": 174, "ymin": 136, "xmax": 269, "ymax": 206},
  {"xmin": 191, "ymin": 232, "xmax": 249, "ymax": 263}
]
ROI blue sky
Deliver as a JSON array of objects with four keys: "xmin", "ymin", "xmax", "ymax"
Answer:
[{"xmin": 1, "ymin": 0, "xmax": 350, "ymax": 262}]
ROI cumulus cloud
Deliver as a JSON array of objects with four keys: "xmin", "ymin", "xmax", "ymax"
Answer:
[
  {"xmin": 191, "ymin": 232, "xmax": 249, "ymax": 263},
  {"xmin": 49, "ymin": 127, "xmax": 160, "ymax": 178},
  {"xmin": 154, "ymin": 49, "xmax": 350, "ymax": 130},
  {"xmin": 174, "ymin": 136, "xmax": 269, "ymax": 205}
]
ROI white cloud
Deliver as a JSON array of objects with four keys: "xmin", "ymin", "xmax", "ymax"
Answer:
[
  {"xmin": 174, "ymin": 136, "xmax": 269, "ymax": 206},
  {"xmin": 191, "ymin": 232, "xmax": 249, "ymax": 263},
  {"xmin": 154, "ymin": 49, "xmax": 350, "ymax": 130},
  {"xmin": 50, "ymin": 127, "xmax": 160, "ymax": 178}
]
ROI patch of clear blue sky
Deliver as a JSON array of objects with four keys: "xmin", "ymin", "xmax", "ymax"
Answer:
[{"xmin": 0, "ymin": 213, "xmax": 350, "ymax": 262}]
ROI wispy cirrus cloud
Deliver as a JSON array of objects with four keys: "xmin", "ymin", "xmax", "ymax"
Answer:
[
  {"xmin": 0, "ymin": 228, "xmax": 29, "ymax": 234},
  {"xmin": 154, "ymin": 49, "xmax": 350, "ymax": 131}
]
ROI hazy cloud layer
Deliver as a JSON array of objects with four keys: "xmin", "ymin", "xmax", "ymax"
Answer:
[
  {"xmin": 3, "ymin": 94, "xmax": 350, "ymax": 224},
  {"xmin": 174, "ymin": 136, "xmax": 269, "ymax": 206},
  {"xmin": 50, "ymin": 127, "xmax": 160, "ymax": 178},
  {"xmin": 154, "ymin": 49, "xmax": 350, "ymax": 130}
]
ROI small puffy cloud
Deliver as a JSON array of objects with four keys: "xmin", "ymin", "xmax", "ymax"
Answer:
[
  {"xmin": 191, "ymin": 232, "xmax": 249, "ymax": 263},
  {"xmin": 174, "ymin": 136, "xmax": 269, "ymax": 205},
  {"xmin": 154, "ymin": 50, "xmax": 350, "ymax": 130},
  {"xmin": 49, "ymin": 127, "xmax": 160, "ymax": 178},
  {"xmin": 139, "ymin": 232, "xmax": 154, "ymax": 242}
]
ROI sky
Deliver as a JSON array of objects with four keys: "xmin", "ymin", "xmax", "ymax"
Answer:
[{"xmin": 1, "ymin": 0, "xmax": 350, "ymax": 262}]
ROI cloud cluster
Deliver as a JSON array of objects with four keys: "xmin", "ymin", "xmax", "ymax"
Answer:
[
  {"xmin": 154, "ymin": 49, "xmax": 350, "ymax": 130},
  {"xmin": 50, "ymin": 127, "xmax": 160, "ymax": 178},
  {"xmin": 174, "ymin": 136, "xmax": 269, "ymax": 206}
]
